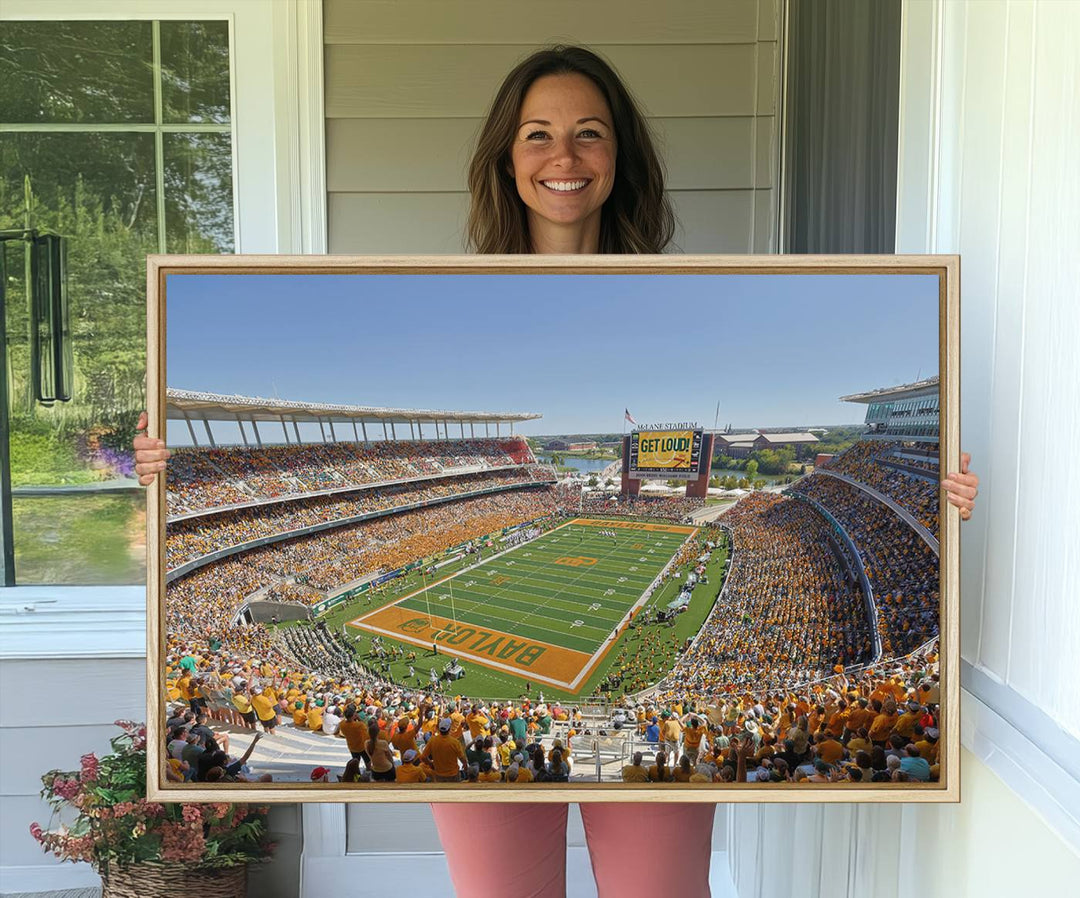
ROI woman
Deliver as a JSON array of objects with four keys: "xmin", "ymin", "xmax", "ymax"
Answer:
[
  {"xmin": 647, "ymin": 751, "xmax": 674, "ymax": 783},
  {"xmin": 136, "ymin": 43, "xmax": 980, "ymax": 898},
  {"xmin": 546, "ymin": 748, "xmax": 570, "ymax": 782},
  {"xmin": 339, "ymin": 757, "xmax": 364, "ymax": 784},
  {"xmin": 365, "ymin": 718, "xmax": 397, "ymax": 782}
]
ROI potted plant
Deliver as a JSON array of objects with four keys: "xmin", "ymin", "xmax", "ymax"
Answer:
[{"xmin": 30, "ymin": 720, "xmax": 273, "ymax": 897}]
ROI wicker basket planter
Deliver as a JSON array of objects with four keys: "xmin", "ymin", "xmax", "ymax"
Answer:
[{"xmin": 101, "ymin": 862, "xmax": 247, "ymax": 898}]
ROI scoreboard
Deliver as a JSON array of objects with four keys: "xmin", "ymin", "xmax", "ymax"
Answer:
[{"xmin": 627, "ymin": 426, "xmax": 705, "ymax": 480}]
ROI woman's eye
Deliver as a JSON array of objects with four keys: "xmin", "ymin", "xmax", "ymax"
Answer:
[
  {"xmin": 525, "ymin": 130, "xmax": 550, "ymax": 140},
  {"xmin": 578, "ymin": 129, "xmax": 602, "ymax": 138}
]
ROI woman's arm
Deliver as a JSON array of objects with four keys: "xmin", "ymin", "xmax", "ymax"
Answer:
[{"xmin": 226, "ymin": 732, "xmax": 262, "ymax": 775}]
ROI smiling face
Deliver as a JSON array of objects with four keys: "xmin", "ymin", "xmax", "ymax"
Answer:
[{"xmin": 509, "ymin": 73, "xmax": 617, "ymax": 253}]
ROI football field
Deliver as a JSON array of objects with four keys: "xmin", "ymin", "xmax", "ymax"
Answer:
[{"xmin": 348, "ymin": 518, "xmax": 696, "ymax": 692}]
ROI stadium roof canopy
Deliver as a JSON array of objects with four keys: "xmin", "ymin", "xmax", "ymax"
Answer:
[
  {"xmin": 167, "ymin": 388, "xmax": 540, "ymax": 425},
  {"xmin": 166, "ymin": 388, "xmax": 540, "ymax": 446},
  {"xmin": 839, "ymin": 375, "xmax": 939, "ymax": 403}
]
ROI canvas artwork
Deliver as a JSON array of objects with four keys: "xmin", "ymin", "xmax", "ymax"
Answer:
[{"xmin": 147, "ymin": 255, "xmax": 959, "ymax": 803}]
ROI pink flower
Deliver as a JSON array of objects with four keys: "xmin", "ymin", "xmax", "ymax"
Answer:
[
  {"xmin": 29, "ymin": 822, "xmax": 43, "ymax": 842},
  {"xmin": 79, "ymin": 753, "xmax": 100, "ymax": 782},
  {"xmin": 160, "ymin": 821, "xmax": 206, "ymax": 862},
  {"xmin": 52, "ymin": 777, "xmax": 80, "ymax": 801},
  {"xmin": 181, "ymin": 805, "xmax": 202, "ymax": 824}
]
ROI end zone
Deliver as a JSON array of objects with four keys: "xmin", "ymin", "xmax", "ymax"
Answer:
[{"xmin": 349, "ymin": 604, "xmax": 595, "ymax": 691}]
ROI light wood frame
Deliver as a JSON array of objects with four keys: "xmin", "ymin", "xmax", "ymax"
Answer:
[{"xmin": 146, "ymin": 253, "xmax": 960, "ymax": 804}]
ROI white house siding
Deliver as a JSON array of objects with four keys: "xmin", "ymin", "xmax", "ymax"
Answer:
[
  {"xmin": 0, "ymin": 653, "xmax": 301, "ymax": 898},
  {"xmin": 728, "ymin": 1, "xmax": 1080, "ymax": 893},
  {"xmin": 324, "ymin": 0, "xmax": 782, "ymax": 253}
]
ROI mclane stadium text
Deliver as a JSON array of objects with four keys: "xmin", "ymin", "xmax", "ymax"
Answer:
[{"xmin": 634, "ymin": 422, "xmax": 700, "ymax": 432}]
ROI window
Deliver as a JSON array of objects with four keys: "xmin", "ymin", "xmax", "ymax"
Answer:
[{"xmin": 0, "ymin": 19, "xmax": 234, "ymax": 584}]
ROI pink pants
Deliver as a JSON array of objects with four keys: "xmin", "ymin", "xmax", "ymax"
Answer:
[{"xmin": 431, "ymin": 802, "xmax": 716, "ymax": 897}]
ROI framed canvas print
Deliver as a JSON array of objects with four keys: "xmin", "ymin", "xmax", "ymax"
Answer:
[{"xmin": 146, "ymin": 254, "xmax": 959, "ymax": 803}]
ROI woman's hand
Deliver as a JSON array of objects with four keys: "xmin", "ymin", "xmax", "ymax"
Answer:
[
  {"xmin": 133, "ymin": 411, "xmax": 171, "ymax": 486},
  {"xmin": 941, "ymin": 451, "xmax": 979, "ymax": 521}
]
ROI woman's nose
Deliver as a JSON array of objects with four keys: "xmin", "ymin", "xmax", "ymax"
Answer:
[{"xmin": 549, "ymin": 134, "xmax": 579, "ymax": 165}]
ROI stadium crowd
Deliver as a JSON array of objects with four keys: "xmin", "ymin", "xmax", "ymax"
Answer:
[
  {"xmin": 790, "ymin": 475, "xmax": 939, "ymax": 658},
  {"xmin": 820, "ymin": 441, "xmax": 940, "ymax": 536},
  {"xmin": 571, "ymin": 490, "xmax": 705, "ymax": 522},
  {"xmin": 165, "ymin": 618, "xmax": 942, "ymax": 786},
  {"xmin": 666, "ymin": 493, "xmax": 875, "ymax": 698},
  {"xmin": 166, "ymin": 468, "xmax": 537, "ymax": 570},
  {"xmin": 633, "ymin": 646, "xmax": 942, "ymax": 784},
  {"xmin": 167, "ymin": 437, "xmax": 534, "ymax": 514},
  {"xmin": 165, "ymin": 490, "xmax": 559, "ymax": 632},
  {"xmin": 159, "ymin": 437, "xmax": 946, "ymax": 788}
]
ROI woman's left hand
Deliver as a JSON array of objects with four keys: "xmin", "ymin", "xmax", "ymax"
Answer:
[{"xmin": 941, "ymin": 451, "xmax": 979, "ymax": 521}]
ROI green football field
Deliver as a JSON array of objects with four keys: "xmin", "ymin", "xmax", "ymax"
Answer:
[
  {"xmin": 403, "ymin": 521, "xmax": 690, "ymax": 652},
  {"xmin": 349, "ymin": 519, "xmax": 697, "ymax": 690}
]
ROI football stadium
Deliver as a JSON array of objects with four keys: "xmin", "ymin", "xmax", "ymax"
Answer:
[{"xmin": 163, "ymin": 377, "xmax": 943, "ymax": 786}]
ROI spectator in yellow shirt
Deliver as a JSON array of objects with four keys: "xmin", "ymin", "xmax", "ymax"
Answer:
[
  {"xmin": 395, "ymin": 749, "xmax": 429, "ymax": 783},
  {"xmin": 680, "ymin": 715, "xmax": 708, "ymax": 765},
  {"xmin": 846, "ymin": 728, "xmax": 872, "ymax": 756},
  {"xmin": 466, "ymin": 707, "xmax": 490, "ymax": 740},
  {"xmin": 814, "ymin": 734, "xmax": 846, "ymax": 766},
  {"xmin": 231, "ymin": 686, "xmax": 256, "ymax": 729},
  {"xmin": 448, "ymin": 706, "xmax": 467, "ymax": 741},
  {"xmin": 307, "ymin": 700, "xmax": 324, "ymax": 732},
  {"xmin": 389, "ymin": 718, "xmax": 419, "ymax": 758},
  {"xmin": 511, "ymin": 758, "xmax": 534, "ymax": 784},
  {"xmin": 250, "ymin": 687, "xmax": 278, "ymax": 734},
  {"xmin": 648, "ymin": 751, "xmax": 674, "ymax": 783},
  {"xmin": 339, "ymin": 707, "xmax": 369, "ymax": 763},
  {"xmin": 292, "ymin": 700, "xmax": 308, "ymax": 728},
  {"xmin": 893, "ymin": 701, "xmax": 923, "ymax": 739},
  {"xmin": 423, "ymin": 718, "xmax": 467, "ymax": 782},
  {"xmin": 868, "ymin": 700, "xmax": 899, "ymax": 747}
]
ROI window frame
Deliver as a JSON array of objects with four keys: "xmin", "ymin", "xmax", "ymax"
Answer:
[{"xmin": 0, "ymin": 0, "xmax": 325, "ymax": 657}]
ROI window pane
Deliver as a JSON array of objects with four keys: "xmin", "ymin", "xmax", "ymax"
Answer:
[
  {"xmin": 160, "ymin": 21, "xmax": 232, "ymax": 124},
  {"xmin": 13, "ymin": 494, "xmax": 145, "ymax": 585},
  {"xmin": 164, "ymin": 133, "xmax": 235, "ymax": 252},
  {"xmin": 0, "ymin": 22, "xmax": 154, "ymax": 124},
  {"xmin": 2, "ymin": 132, "xmax": 157, "ymax": 585}
]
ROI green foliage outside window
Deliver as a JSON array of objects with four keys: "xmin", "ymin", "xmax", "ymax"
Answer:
[{"xmin": 0, "ymin": 20, "xmax": 233, "ymax": 584}]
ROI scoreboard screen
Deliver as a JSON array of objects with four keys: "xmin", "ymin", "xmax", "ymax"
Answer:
[{"xmin": 628, "ymin": 429, "xmax": 704, "ymax": 480}]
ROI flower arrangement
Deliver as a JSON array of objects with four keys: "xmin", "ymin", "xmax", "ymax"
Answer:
[{"xmin": 30, "ymin": 720, "xmax": 274, "ymax": 876}]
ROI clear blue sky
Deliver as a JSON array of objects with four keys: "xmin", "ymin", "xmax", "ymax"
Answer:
[{"xmin": 166, "ymin": 273, "xmax": 939, "ymax": 436}]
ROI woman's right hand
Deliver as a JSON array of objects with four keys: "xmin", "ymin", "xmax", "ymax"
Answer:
[{"xmin": 134, "ymin": 411, "xmax": 171, "ymax": 486}]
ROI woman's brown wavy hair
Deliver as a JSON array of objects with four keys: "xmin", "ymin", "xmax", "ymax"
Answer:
[{"xmin": 466, "ymin": 46, "xmax": 675, "ymax": 254}]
